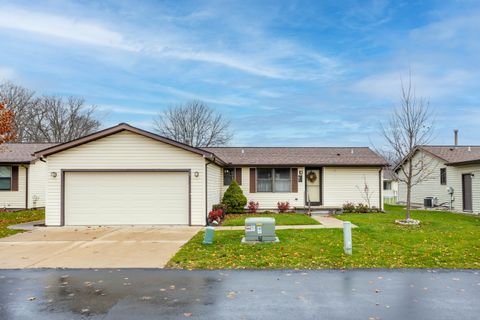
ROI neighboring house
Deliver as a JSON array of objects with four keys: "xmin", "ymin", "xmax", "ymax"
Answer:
[
  {"xmin": 0, "ymin": 143, "xmax": 56, "ymax": 209},
  {"xmin": 396, "ymin": 145, "xmax": 480, "ymax": 214},
  {"xmin": 383, "ymin": 167, "xmax": 398, "ymax": 204},
  {"xmin": 33, "ymin": 123, "xmax": 386, "ymax": 226}
]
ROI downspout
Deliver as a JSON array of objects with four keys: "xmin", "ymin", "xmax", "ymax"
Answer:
[
  {"xmin": 205, "ymin": 158, "xmax": 214, "ymax": 226},
  {"xmin": 379, "ymin": 168, "xmax": 383, "ymax": 211},
  {"xmin": 24, "ymin": 165, "xmax": 29, "ymax": 210}
]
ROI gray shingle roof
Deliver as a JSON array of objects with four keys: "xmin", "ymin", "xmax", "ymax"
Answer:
[
  {"xmin": 204, "ymin": 147, "xmax": 386, "ymax": 166},
  {"xmin": 0, "ymin": 143, "xmax": 58, "ymax": 163},
  {"xmin": 421, "ymin": 145, "xmax": 480, "ymax": 165}
]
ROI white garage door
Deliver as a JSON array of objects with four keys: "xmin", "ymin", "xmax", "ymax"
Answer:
[{"xmin": 64, "ymin": 171, "xmax": 189, "ymax": 225}]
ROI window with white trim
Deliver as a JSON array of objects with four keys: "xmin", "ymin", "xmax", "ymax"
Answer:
[
  {"xmin": 0, "ymin": 166, "xmax": 12, "ymax": 190},
  {"xmin": 257, "ymin": 168, "xmax": 291, "ymax": 192}
]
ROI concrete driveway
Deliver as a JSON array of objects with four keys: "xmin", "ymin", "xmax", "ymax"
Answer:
[{"xmin": 0, "ymin": 226, "xmax": 201, "ymax": 269}]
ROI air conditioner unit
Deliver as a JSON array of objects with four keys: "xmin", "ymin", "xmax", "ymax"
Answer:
[{"xmin": 424, "ymin": 197, "xmax": 438, "ymax": 208}]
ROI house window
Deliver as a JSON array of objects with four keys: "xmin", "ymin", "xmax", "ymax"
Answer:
[
  {"xmin": 0, "ymin": 166, "xmax": 12, "ymax": 190},
  {"xmin": 440, "ymin": 168, "xmax": 447, "ymax": 185},
  {"xmin": 257, "ymin": 168, "xmax": 291, "ymax": 192},
  {"xmin": 383, "ymin": 181, "xmax": 392, "ymax": 190},
  {"xmin": 223, "ymin": 168, "xmax": 235, "ymax": 186}
]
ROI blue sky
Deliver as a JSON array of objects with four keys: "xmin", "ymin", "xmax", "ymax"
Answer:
[{"xmin": 0, "ymin": 0, "xmax": 479, "ymax": 147}]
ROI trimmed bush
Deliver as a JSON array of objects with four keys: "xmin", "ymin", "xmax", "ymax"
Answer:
[
  {"xmin": 354, "ymin": 203, "xmax": 370, "ymax": 213},
  {"xmin": 342, "ymin": 202, "xmax": 356, "ymax": 213},
  {"xmin": 277, "ymin": 201, "xmax": 290, "ymax": 213},
  {"xmin": 208, "ymin": 209, "xmax": 223, "ymax": 225},
  {"xmin": 212, "ymin": 203, "xmax": 227, "ymax": 212},
  {"xmin": 247, "ymin": 201, "xmax": 259, "ymax": 213},
  {"xmin": 222, "ymin": 180, "xmax": 247, "ymax": 213}
]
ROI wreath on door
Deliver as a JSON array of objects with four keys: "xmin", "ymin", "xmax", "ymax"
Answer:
[{"xmin": 307, "ymin": 171, "xmax": 317, "ymax": 183}]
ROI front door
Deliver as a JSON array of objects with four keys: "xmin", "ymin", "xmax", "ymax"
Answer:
[
  {"xmin": 306, "ymin": 168, "xmax": 321, "ymax": 205},
  {"xmin": 462, "ymin": 173, "xmax": 473, "ymax": 212}
]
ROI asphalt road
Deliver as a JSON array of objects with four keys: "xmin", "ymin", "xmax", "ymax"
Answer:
[{"xmin": 0, "ymin": 269, "xmax": 478, "ymax": 320}]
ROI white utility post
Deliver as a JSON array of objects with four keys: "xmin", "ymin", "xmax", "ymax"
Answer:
[{"xmin": 343, "ymin": 221, "xmax": 352, "ymax": 255}]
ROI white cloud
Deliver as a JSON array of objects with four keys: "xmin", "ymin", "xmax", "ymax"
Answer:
[
  {"xmin": 0, "ymin": 5, "xmax": 343, "ymax": 81},
  {"xmin": 0, "ymin": 7, "xmax": 138, "ymax": 51},
  {"xmin": 351, "ymin": 68, "xmax": 475, "ymax": 100}
]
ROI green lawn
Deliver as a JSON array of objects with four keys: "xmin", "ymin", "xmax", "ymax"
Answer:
[
  {"xmin": 222, "ymin": 213, "xmax": 320, "ymax": 226},
  {"xmin": 167, "ymin": 205, "xmax": 480, "ymax": 269},
  {"xmin": 0, "ymin": 209, "xmax": 45, "ymax": 238}
]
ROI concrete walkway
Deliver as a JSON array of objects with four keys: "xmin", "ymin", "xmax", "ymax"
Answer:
[
  {"xmin": 0, "ymin": 226, "xmax": 200, "ymax": 269},
  {"xmin": 214, "ymin": 215, "xmax": 356, "ymax": 230},
  {"xmin": 7, "ymin": 220, "xmax": 44, "ymax": 230}
]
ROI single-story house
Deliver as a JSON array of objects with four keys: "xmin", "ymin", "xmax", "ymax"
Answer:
[
  {"xmin": 396, "ymin": 145, "xmax": 480, "ymax": 214},
  {"xmin": 31, "ymin": 123, "xmax": 386, "ymax": 226},
  {"xmin": 0, "ymin": 143, "xmax": 55, "ymax": 209}
]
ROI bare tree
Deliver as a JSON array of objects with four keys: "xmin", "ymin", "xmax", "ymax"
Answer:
[
  {"xmin": 0, "ymin": 81, "xmax": 101, "ymax": 142},
  {"xmin": 380, "ymin": 76, "xmax": 434, "ymax": 220},
  {"xmin": 153, "ymin": 100, "xmax": 232, "ymax": 147},
  {"xmin": 25, "ymin": 96, "xmax": 101, "ymax": 143},
  {"xmin": 356, "ymin": 176, "xmax": 375, "ymax": 208},
  {"xmin": 0, "ymin": 81, "xmax": 37, "ymax": 142}
]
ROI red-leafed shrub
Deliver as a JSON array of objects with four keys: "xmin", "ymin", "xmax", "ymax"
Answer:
[
  {"xmin": 208, "ymin": 209, "xmax": 224, "ymax": 224},
  {"xmin": 277, "ymin": 201, "xmax": 290, "ymax": 213},
  {"xmin": 247, "ymin": 201, "xmax": 259, "ymax": 213}
]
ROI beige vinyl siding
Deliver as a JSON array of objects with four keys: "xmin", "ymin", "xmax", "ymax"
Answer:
[
  {"xmin": 0, "ymin": 165, "xmax": 27, "ymax": 209},
  {"xmin": 323, "ymin": 167, "xmax": 382, "ymax": 208},
  {"xmin": 206, "ymin": 163, "xmax": 222, "ymax": 212},
  {"xmin": 222, "ymin": 167, "xmax": 305, "ymax": 209},
  {"xmin": 28, "ymin": 160, "xmax": 48, "ymax": 208},
  {"xmin": 446, "ymin": 164, "xmax": 480, "ymax": 213},
  {"xmin": 45, "ymin": 130, "xmax": 207, "ymax": 226},
  {"xmin": 397, "ymin": 151, "xmax": 451, "ymax": 206}
]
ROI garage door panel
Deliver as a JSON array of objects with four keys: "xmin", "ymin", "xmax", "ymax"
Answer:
[{"xmin": 65, "ymin": 171, "xmax": 189, "ymax": 225}]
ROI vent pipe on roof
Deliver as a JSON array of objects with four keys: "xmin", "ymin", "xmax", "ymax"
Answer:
[
  {"xmin": 454, "ymin": 129, "xmax": 459, "ymax": 146},
  {"xmin": 468, "ymin": 146, "xmax": 471, "ymax": 152}
]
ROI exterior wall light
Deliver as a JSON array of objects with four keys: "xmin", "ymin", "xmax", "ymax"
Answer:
[
  {"xmin": 50, "ymin": 172, "xmax": 57, "ymax": 178},
  {"xmin": 194, "ymin": 171, "xmax": 199, "ymax": 178}
]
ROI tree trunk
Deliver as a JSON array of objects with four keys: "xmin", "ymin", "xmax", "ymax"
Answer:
[
  {"xmin": 406, "ymin": 183, "xmax": 411, "ymax": 220},
  {"xmin": 405, "ymin": 159, "xmax": 413, "ymax": 220}
]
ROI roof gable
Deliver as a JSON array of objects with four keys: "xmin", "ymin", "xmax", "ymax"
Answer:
[
  {"xmin": 394, "ymin": 145, "xmax": 480, "ymax": 170},
  {"xmin": 421, "ymin": 145, "xmax": 480, "ymax": 165},
  {"xmin": 34, "ymin": 123, "xmax": 221, "ymax": 163}
]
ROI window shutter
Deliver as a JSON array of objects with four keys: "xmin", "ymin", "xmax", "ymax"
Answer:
[
  {"xmin": 235, "ymin": 168, "xmax": 242, "ymax": 185},
  {"xmin": 291, "ymin": 168, "xmax": 298, "ymax": 193},
  {"xmin": 11, "ymin": 166, "xmax": 19, "ymax": 191},
  {"xmin": 249, "ymin": 168, "xmax": 256, "ymax": 193}
]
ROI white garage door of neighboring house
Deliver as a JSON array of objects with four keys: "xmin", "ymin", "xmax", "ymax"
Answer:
[{"xmin": 64, "ymin": 171, "xmax": 189, "ymax": 226}]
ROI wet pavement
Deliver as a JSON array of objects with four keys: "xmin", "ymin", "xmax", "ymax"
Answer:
[{"xmin": 0, "ymin": 269, "xmax": 478, "ymax": 319}]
